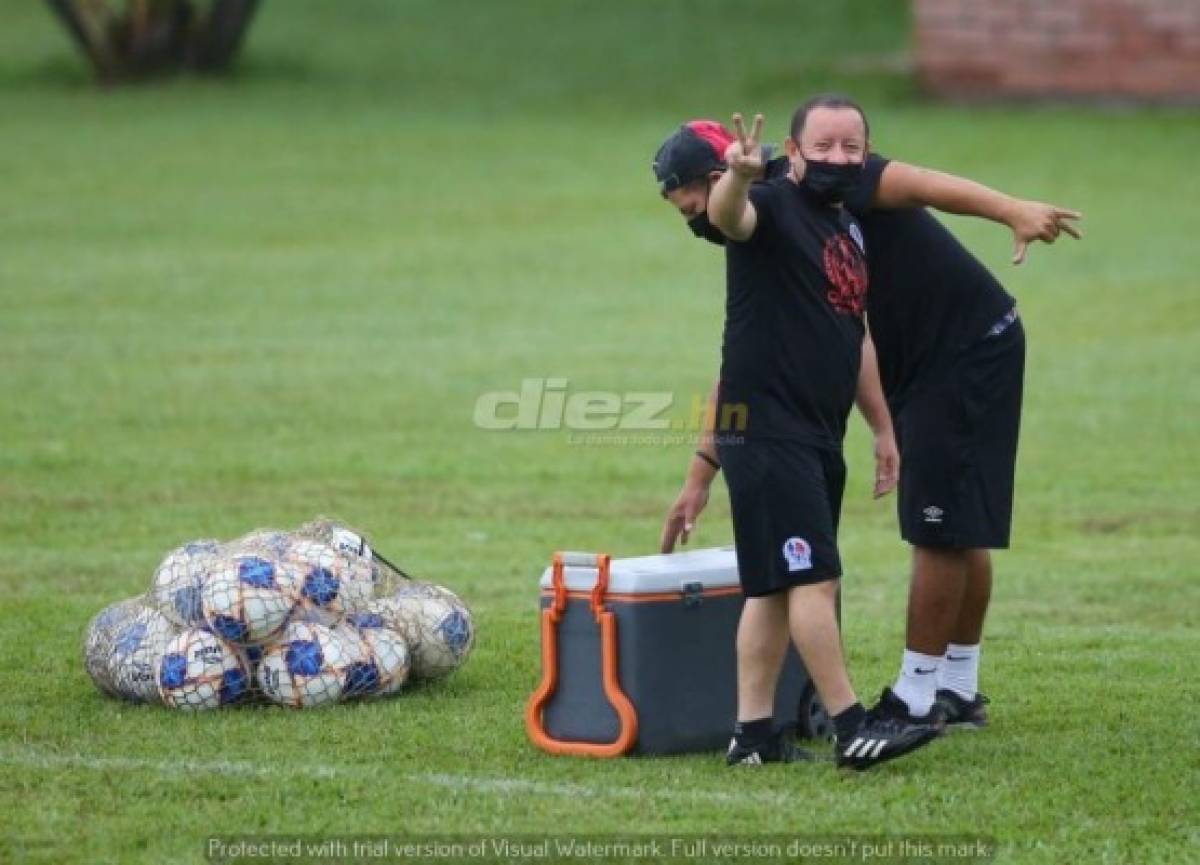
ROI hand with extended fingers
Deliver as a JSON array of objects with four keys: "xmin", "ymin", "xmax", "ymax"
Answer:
[
  {"xmin": 725, "ymin": 113, "xmax": 766, "ymax": 179},
  {"xmin": 1008, "ymin": 200, "xmax": 1084, "ymax": 265}
]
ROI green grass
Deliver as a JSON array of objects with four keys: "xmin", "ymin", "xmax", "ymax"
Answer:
[{"xmin": 1, "ymin": 2, "xmax": 1198, "ymax": 863}]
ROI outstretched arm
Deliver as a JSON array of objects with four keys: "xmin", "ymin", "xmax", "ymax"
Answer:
[
  {"xmin": 709, "ymin": 113, "xmax": 765, "ymax": 242},
  {"xmin": 873, "ymin": 161, "xmax": 1083, "ymax": 265}
]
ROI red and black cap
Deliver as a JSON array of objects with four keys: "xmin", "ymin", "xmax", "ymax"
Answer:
[{"xmin": 652, "ymin": 120, "xmax": 737, "ymax": 195}]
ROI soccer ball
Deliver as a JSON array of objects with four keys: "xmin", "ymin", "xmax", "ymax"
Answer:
[
  {"xmin": 158, "ymin": 628, "xmax": 249, "ymax": 711},
  {"xmin": 108, "ymin": 605, "xmax": 179, "ymax": 703},
  {"xmin": 84, "ymin": 598, "xmax": 136, "ymax": 698},
  {"xmin": 229, "ymin": 528, "xmax": 292, "ymax": 559},
  {"xmin": 83, "ymin": 598, "xmax": 147, "ymax": 699},
  {"xmin": 257, "ymin": 621, "xmax": 351, "ymax": 708},
  {"xmin": 297, "ymin": 518, "xmax": 374, "ymax": 562},
  {"xmin": 281, "ymin": 539, "xmax": 374, "ymax": 627},
  {"xmin": 201, "ymin": 555, "xmax": 295, "ymax": 645},
  {"xmin": 369, "ymin": 591, "xmax": 473, "ymax": 681},
  {"xmin": 150, "ymin": 540, "xmax": 221, "ymax": 627},
  {"xmin": 336, "ymin": 615, "xmax": 411, "ymax": 698}
]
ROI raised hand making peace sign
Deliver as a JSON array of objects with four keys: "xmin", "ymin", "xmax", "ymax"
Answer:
[{"xmin": 726, "ymin": 113, "xmax": 766, "ymax": 179}]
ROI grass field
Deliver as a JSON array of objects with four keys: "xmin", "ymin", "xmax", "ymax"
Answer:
[{"xmin": 1, "ymin": 2, "xmax": 1198, "ymax": 863}]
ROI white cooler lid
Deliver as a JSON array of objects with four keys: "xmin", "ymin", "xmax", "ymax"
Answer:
[{"xmin": 539, "ymin": 546, "xmax": 740, "ymax": 594}]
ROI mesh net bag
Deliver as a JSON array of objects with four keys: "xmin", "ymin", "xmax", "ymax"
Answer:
[{"xmin": 85, "ymin": 517, "xmax": 474, "ymax": 710}]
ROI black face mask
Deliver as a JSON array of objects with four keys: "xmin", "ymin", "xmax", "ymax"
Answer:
[
  {"xmin": 800, "ymin": 159, "xmax": 863, "ymax": 204},
  {"xmin": 688, "ymin": 211, "xmax": 726, "ymax": 246}
]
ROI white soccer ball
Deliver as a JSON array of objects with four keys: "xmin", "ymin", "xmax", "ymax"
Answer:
[
  {"xmin": 296, "ymin": 519, "xmax": 373, "ymax": 562},
  {"xmin": 257, "ymin": 621, "xmax": 350, "ymax": 708},
  {"xmin": 201, "ymin": 554, "xmax": 295, "ymax": 646},
  {"xmin": 158, "ymin": 628, "xmax": 250, "ymax": 711},
  {"xmin": 281, "ymin": 540, "xmax": 374, "ymax": 626},
  {"xmin": 83, "ymin": 601, "xmax": 125, "ymax": 698},
  {"xmin": 150, "ymin": 540, "xmax": 221, "ymax": 627},
  {"xmin": 336, "ymin": 615, "xmax": 411, "ymax": 698},
  {"xmin": 368, "ymin": 591, "xmax": 473, "ymax": 681},
  {"xmin": 229, "ymin": 529, "xmax": 292, "ymax": 559},
  {"xmin": 84, "ymin": 597, "xmax": 172, "ymax": 705},
  {"xmin": 108, "ymin": 605, "xmax": 179, "ymax": 703}
]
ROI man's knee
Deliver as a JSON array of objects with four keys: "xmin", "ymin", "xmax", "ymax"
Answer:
[{"xmin": 786, "ymin": 578, "xmax": 841, "ymax": 622}]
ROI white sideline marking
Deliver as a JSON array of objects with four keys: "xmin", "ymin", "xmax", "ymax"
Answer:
[
  {"xmin": 0, "ymin": 748, "xmax": 798, "ymax": 807},
  {"xmin": 0, "ymin": 749, "xmax": 337, "ymax": 780}
]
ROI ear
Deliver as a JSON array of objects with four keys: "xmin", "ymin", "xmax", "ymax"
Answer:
[
  {"xmin": 784, "ymin": 137, "xmax": 804, "ymax": 182},
  {"xmin": 706, "ymin": 169, "xmax": 724, "ymax": 184}
]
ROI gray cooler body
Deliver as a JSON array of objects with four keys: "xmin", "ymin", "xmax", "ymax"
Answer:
[{"xmin": 531, "ymin": 548, "xmax": 813, "ymax": 757}]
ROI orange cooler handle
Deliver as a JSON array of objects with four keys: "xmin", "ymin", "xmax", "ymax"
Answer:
[{"xmin": 525, "ymin": 552, "xmax": 639, "ymax": 758}]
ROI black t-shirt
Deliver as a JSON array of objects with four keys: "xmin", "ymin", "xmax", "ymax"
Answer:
[
  {"xmin": 718, "ymin": 177, "xmax": 867, "ymax": 448},
  {"xmin": 842, "ymin": 154, "xmax": 1016, "ymax": 409}
]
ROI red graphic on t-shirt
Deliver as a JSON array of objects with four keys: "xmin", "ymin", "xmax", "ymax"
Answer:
[{"xmin": 822, "ymin": 233, "xmax": 868, "ymax": 317}]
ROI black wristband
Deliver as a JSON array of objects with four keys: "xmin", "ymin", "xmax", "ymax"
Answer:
[{"xmin": 695, "ymin": 450, "xmax": 721, "ymax": 471}]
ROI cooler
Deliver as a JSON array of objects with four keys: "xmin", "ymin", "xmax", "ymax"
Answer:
[{"xmin": 525, "ymin": 547, "xmax": 825, "ymax": 757}]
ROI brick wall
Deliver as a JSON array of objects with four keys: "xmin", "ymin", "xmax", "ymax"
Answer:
[{"xmin": 914, "ymin": 0, "xmax": 1200, "ymax": 101}]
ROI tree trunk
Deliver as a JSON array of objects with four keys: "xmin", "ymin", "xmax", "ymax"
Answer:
[{"xmin": 44, "ymin": 0, "xmax": 262, "ymax": 82}]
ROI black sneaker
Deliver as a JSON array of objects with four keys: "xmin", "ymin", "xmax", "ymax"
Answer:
[
  {"xmin": 871, "ymin": 686, "xmax": 947, "ymax": 733},
  {"xmin": 726, "ymin": 729, "xmax": 813, "ymax": 766},
  {"xmin": 934, "ymin": 689, "xmax": 990, "ymax": 730},
  {"xmin": 834, "ymin": 715, "xmax": 940, "ymax": 771}
]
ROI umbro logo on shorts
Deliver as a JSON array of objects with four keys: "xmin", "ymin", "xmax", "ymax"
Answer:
[
  {"xmin": 842, "ymin": 737, "xmax": 888, "ymax": 761},
  {"xmin": 923, "ymin": 506, "xmax": 944, "ymax": 524}
]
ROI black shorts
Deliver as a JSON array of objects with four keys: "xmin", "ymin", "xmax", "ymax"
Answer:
[
  {"xmin": 895, "ymin": 316, "xmax": 1026, "ymax": 549},
  {"xmin": 717, "ymin": 438, "xmax": 846, "ymax": 597}
]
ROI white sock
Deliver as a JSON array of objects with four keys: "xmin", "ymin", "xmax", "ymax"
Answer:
[
  {"xmin": 891, "ymin": 649, "xmax": 941, "ymax": 716},
  {"xmin": 938, "ymin": 642, "xmax": 980, "ymax": 700}
]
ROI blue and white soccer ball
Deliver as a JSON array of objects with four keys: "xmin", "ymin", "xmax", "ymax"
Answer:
[
  {"xmin": 84, "ymin": 598, "xmax": 140, "ymax": 698},
  {"xmin": 229, "ymin": 528, "xmax": 293, "ymax": 559},
  {"xmin": 257, "ymin": 621, "xmax": 352, "ymax": 708},
  {"xmin": 84, "ymin": 598, "xmax": 177, "ymax": 702},
  {"xmin": 336, "ymin": 615, "xmax": 411, "ymax": 698},
  {"xmin": 201, "ymin": 555, "xmax": 295, "ymax": 645},
  {"xmin": 281, "ymin": 540, "xmax": 374, "ymax": 627},
  {"xmin": 296, "ymin": 519, "xmax": 373, "ymax": 563},
  {"xmin": 108, "ymin": 605, "xmax": 179, "ymax": 703},
  {"xmin": 158, "ymin": 628, "xmax": 249, "ymax": 711},
  {"xmin": 150, "ymin": 540, "xmax": 221, "ymax": 627},
  {"xmin": 368, "ymin": 590, "xmax": 473, "ymax": 681}
]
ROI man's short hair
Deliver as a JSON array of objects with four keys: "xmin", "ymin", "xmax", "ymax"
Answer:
[{"xmin": 789, "ymin": 94, "xmax": 870, "ymax": 142}]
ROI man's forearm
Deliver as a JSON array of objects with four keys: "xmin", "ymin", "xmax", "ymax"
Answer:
[
  {"xmin": 698, "ymin": 378, "xmax": 719, "ymax": 454},
  {"xmin": 877, "ymin": 163, "xmax": 1018, "ymax": 226},
  {"xmin": 855, "ymin": 333, "xmax": 892, "ymax": 437},
  {"xmin": 688, "ymin": 378, "xmax": 721, "ymax": 486},
  {"xmin": 709, "ymin": 169, "xmax": 755, "ymax": 240}
]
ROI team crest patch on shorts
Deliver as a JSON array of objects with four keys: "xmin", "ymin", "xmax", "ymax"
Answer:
[{"xmin": 782, "ymin": 537, "xmax": 813, "ymax": 572}]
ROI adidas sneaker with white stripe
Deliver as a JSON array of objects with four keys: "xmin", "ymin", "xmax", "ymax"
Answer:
[
  {"xmin": 725, "ymin": 729, "xmax": 812, "ymax": 766},
  {"xmin": 834, "ymin": 715, "xmax": 939, "ymax": 771}
]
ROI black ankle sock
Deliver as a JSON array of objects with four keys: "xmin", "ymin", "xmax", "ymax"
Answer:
[
  {"xmin": 733, "ymin": 717, "xmax": 773, "ymax": 747},
  {"xmin": 832, "ymin": 703, "xmax": 867, "ymax": 741}
]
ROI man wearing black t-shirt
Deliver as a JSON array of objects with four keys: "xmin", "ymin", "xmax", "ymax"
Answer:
[
  {"xmin": 654, "ymin": 101, "xmax": 1079, "ymax": 745},
  {"xmin": 657, "ymin": 112, "xmax": 941, "ymax": 770}
]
